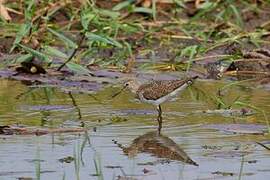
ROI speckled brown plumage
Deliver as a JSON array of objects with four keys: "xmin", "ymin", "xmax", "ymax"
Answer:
[
  {"xmin": 136, "ymin": 78, "xmax": 193, "ymax": 100},
  {"xmin": 123, "ymin": 76, "xmax": 198, "ymax": 133}
]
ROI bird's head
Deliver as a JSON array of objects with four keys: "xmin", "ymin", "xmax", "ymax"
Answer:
[
  {"xmin": 124, "ymin": 79, "xmax": 141, "ymax": 93},
  {"xmin": 111, "ymin": 79, "xmax": 141, "ymax": 99}
]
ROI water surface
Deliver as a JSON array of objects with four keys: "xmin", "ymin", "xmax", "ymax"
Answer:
[{"xmin": 0, "ymin": 78, "xmax": 270, "ymax": 180}]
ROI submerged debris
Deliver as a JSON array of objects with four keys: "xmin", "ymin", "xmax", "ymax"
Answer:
[
  {"xmin": 111, "ymin": 116, "xmax": 128, "ymax": 123},
  {"xmin": 19, "ymin": 105, "xmax": 75, "ymax": 112},
  {"xmin": 212, "ymin": 170, "xmax": 254, "ymax": 177},
  {"xmin": 58, "ymin": 156, "xmax": 75, "ymax": 163},
  {"xmin": 204, "ymin": 48, "xmax": 270, "ymax": 80},
  {"xmin": 137, "ymin": 159, "xmax": 171, "ymax": 166},
  {"xmin": 116, "ymin": 176, "xmax": 138, "ymax": 180},
  {"xmin": 0, "ymin": 69, "xmax": 103, "ymax": 93},
  {"xmin": 198, "ymin": 108, "xmax": 255, "ymax": 117},
  {"xmin": 0, "ymin": 125, "xmax": 86, "ymax": 136},
  {"xmin": 212, "ymin": 171, "xmax": 234, "ymax": 176},
  {"xmin": 203, "ymin": 124, "xmax": 267, "ymax": 135},
  {"xmin": 225, "ymin": 48, "xmax": 270, "ymax": 79},
  {"xmin": 201, "ymin": 145, "xmax": 222, "ymax": 150},
  {"xmin": 17, "ymin": 177, "xmax": 33, "ymax": 180},
  {"xmin": 204, "ymin": 150, "xmax": 250, "ymax": 158},
  {"xmin": 104, "ymin": 165, "xmax": 123, "ymax": 169}
]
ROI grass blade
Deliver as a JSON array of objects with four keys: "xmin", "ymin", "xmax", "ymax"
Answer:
[
  {"xmin": 17, "ymin": 44, "xmax": 51, "ymax": 63},
  {"xmin": 112, "ymin": 0, "xmax": 134, "ymax": 11},
  {"xmin": 66, "ymin": 62, "xmax": 91, "ymax": 75},
  {"xmin": 43, "ymin": 45, "xmax": 68, "ymax": 59},
  {"xmin": 15, "ymin": 53, "xmax": 33, "ymax": 63},
  {"xmin": 86, "ymin": 32, "xmax": 122, "ymax": 48},
  {"xmin": 133, "ymin": 7, "xmax": 153, "ymax": 14},
  {"xmin": 35, "ymin": 148, "xmax": 41, "ymax": 180},
  {"xmin": 238, "ymin": 155, "xmax": 244, "ymax": 180},
  {"xmin": 230, "ymin": 4, "xmax": 244, "ymax": 28},
  {"xmin": 47, "ymin": 28, "xmax": 78, "ymax": 49},
  {"xmin": 152, "ymin": 0, "xmax": 157, "ymax": 20},
  {"xmin": 81, "ymin": 9, "xmax": 96, "ymax": 30},
  {"xmin": 10, "ymin": 22, "xmax": 31, "ymax": 53}
]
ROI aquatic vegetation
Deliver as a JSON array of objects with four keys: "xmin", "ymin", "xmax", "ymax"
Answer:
[{"xmin": 35, "ymin": 148, "xmax": 41, "ymax": 180}]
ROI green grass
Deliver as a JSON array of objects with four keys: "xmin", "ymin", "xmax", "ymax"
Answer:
[{"xmin": 1, "ymin": 0, "xmax": 269, "ymax": 73}]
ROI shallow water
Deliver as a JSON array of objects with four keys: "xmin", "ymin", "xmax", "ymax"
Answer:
[{"xmin": 0, "ymin": 78, "xmax": 270, "ymax": 180}]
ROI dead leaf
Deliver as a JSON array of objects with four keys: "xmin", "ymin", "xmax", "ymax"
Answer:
[{"xmin": 0, "ymin": 0, "xmax": 11, "ymax": 21}]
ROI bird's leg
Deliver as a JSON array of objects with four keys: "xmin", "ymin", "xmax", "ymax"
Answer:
[{"xmin": 157, "ymin": 105, "xmax": 163, "ymax": 134}]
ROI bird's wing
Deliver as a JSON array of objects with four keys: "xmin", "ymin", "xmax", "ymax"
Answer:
[{"xmin": 138, "ymin": 80, "xmax": 188, "ymax": 100}]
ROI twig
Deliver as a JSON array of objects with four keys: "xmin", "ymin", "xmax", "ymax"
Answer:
[
  {"xmin": 57, "ymin": 34, "xmax": 85, "ymax": 71},
  {"xmin": 224, "ymin": 70, "xmax": 270, "ymax": 76},
  {"xmin": 256, "ymin": 142, "xmax": 270, "ymax": 151},
  {"xmin": 192, "ymin": 54, "xmax": 234, "ymax": 61},
  {"xmin": 68, "ymin": 92, "xmax": 82, "ymax": 120},
  {"xmin": 159, "ymin": 34, "xmax": 213, "ymax": 43}
]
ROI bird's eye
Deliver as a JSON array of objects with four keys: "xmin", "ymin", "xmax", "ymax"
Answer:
[{"xmin": 125, "ymin": 83, "xmax": 129, "ymax": 86}]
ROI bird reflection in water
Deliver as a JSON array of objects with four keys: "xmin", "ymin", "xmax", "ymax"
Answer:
[{"xmin": 116, "ymin": 131, "xmax": 198, "ymax": 166}]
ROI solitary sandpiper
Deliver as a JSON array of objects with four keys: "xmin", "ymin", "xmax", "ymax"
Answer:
[{"xmin": 117, "ymin": 76, "xmax": 198, "ymax": 132}]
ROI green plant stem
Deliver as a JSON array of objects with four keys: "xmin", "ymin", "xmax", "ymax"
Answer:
[{"xmin": 238, "ymin": 155, "xmax": 245, "ymax": 180}]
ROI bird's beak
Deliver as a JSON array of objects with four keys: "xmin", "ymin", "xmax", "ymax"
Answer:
[{"xmin": 111, "ymin": 84, "xmax": 128, "ymax": 98}]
